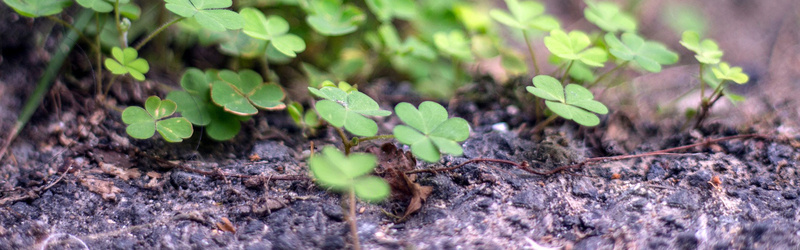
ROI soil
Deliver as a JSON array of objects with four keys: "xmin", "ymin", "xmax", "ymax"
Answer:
[{"xmin": 2, "ymin": 1, "xmax": 800, "ymax": 250}]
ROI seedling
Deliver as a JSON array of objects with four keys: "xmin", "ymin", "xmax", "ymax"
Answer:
[
  {"xmin": 165, "ymin": 0, "xmax": 243, "ymax": 32},
  {"xmin": 211, "ymin": 69, "xmax": 286, "ymax": 116},
  {"xmin": 104, "ymin": 47, "xmax": 150, "ymax": 81},
  {"xmin": 3, "ymin": 0, "xmax": 71, "ymax": 17},
  {"xmin": 393, "ymin": 102, "xmax": 470, "ymax": 162},
  {"xmin": 305, "ymin": 0, "xmax": 366, "ymax": 36},
  {"xmin": 604, "ymin": 33, "xmax": 678, "ymax": 73},
  {"xmin": 583, "ymin": 0, "xmax": 637, "ymax": 33},
  {"xmin": 544, "ymin": 29, "xmax": 608, "ymax": 68},
  {"xmin": 679, "ymin": 30, "xmax": 723, "ymax": 65},
  {"xmin": 527, "ymin": 75, "xmax": 609, "ymax": 126},
  {"xmin": 308, "ymin": 83, "xmax": 391, "ymax": 137},
  {"xmin": 240, "ymin": 8, "xmax": 306, "ymax": 57},
  {"xmin": 490, "ymin": 0, "xmax": 560, "ymax": 74},
  {"xmin": 122, "ymin": 96, "xmax": 193, "ymax": 142},
  {"xmin": 287, "ymin": 101, "xmax": 321, "ymax": 136}
]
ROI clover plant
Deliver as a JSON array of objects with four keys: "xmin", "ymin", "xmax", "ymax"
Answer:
[
  {"xmin": 393, "ymin": 102, "xmax": 470, "ymax": 162},
  {"xmin": 365, "ymin": 0, "xmax": 416, "ymax": 22},
  {"xmin": 211, "ymin": 69, "xmax": 286, "ymax": 116},
  {"xmin": 544, "ymin": 29, "xmax": 608, "ymax": 68},
  {"xmin": 527, "ymin": 75, "xmax": 608, "ymax": 126},
  {"xmin": 433, "ymin": 30, "xmax": 474, "ymax": 62},
  {"xmin": 2, "ymin": 0, "xmax": 71, "ymax": 17},
  {"xmin": 240, "ymin": 8, "xmax": 306, "ymax": 57},
  {"xmin": 287, "ymin": 102, "xmax": 321, "ymax": 136},
  {"xmin": 305, "ymin": 0, "xmax": 365, "ymax": 36},
  {"xmin": 165, "ymin": 0, "xmax": 243, "ymax": 32},
  {"xmin": 679, "ymin": 30, "xmax": 723, "ymax": 65},
  {"xmin": 490, "ymin": 0, "xmax": 560, "ymax": 74},
  {"xmin": 104, "ymin": 47, "xmax": 150, "ymax": 81},
  {"xmin": 309, "ymin": 146, "xmax": 390, "ymax": 202},
  {"xmin": 605, "ymin": 33, "xmax": 678, "ymax": 73},
  {"xmin": 122, "ymin": 96, "xmax": 193, "ymax": 142},
  {"xmin": 308, "ymin": 83, "xmax": 391, "ymax": 137},
  {"xmin": 584, "ymin": 0, "xmax": 637, "ymax": 33}
]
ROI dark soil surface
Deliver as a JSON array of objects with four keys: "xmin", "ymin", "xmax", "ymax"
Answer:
[{"xmin": 2, "ymin": 1, "xmax": 800, "ymax": 250}]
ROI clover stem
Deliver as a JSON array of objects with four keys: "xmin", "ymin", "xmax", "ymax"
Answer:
[
  {"xmin": 134, "ymin": 17, "xmax": 184, "ymax": 50},
  {"xmin": 335, "ymin": 127, "xmax": 351, "ymax": 155},
  {"xmin": 45, "ymin": 16, "xmax": 95, "ymax": 50},
  {"xmin": 356, "ymin": 134, "xmax": 395, "ymax": 144},
  {"xmin": 114, "ymin": 0, "xmax": 125, "ymax": 48},
  {"xmin": 347, "ymin": 188, "xmax": 361, "ymax": 250},
  {"xmin": 531, "ymin": 114, "xmax": 558, "ymax": 135},
  {"xmin": 694, "ymin": 80, "xmax": 729, "ymax": 129},
  {"xmin": 260, "ymin": 56, "xmax": 271, "ymax": 82},
  {"xmin": 561, "ymin": 60, "xmax": 575, "ymax": 85},
  {"xmin": 451, "ymin": 56, "xmax": 462, "ymax": 86},
  {"xmin": 591, "ymin": 61, "xmax": 628, "ymax": 86},
  {"xmin": 521, "ymin": 30, "xmax": 540, "ymax": 75},
  {"xmin": 102, "ymin": 75, "xmax": 120, "ymax": 98},
  {"xmin": 95, "ymin": 12, "xmax": 104, "ymax": 97},
  {"xmin": 698, "ymin": 64, "xmax": 705, "ymax": 102}
]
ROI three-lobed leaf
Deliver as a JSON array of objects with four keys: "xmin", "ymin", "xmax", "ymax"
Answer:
[
  {"xmin": 165, "ymin": 0, "xmax": 243, "ymax": 32},
  {"xmin": 393, "ymin": 102, "xmax": 470, "ymax": 162},
  {"xmin": 433, "ymin": 30, "xmax": 474, "ymax": 62},
  {"xmin": 240, "ymin": 8, "xmax": 306, "ymax": 57},
  {"xmin": 75, "ymin": 0, "xmax": 131, "ymax": 13},
  {"xmin": 489, "ymin": 0, "xmax": 560, "ymax": 31},
  {"xmin": 122, "ymin": 96, "xmax": 193, "ymax": 142},
  {"xmin": 3, "ymin": 0, "xmax": 71, "ymax": 17},
  {"xmin": 309, "ymin": 146, "xmax": 390, "ymax": 203},
  {"xmin": 104, "ymin": 47, "xmax": 150, "ymax": 81},
  {"xmin": 306, "ymin": 0, "xmax": 365, "ymax": 36},
  {"xmin": 527, "ymin": 75, "xmax": 608, "ymax": 126},
  {"xmin": 680, "ymin": 30, "xmax": 722, "ymax": 64},
  {"xmin": 584, "ymin": 0, "xmax": 637, "ymax": 33},
  {"xmin": 711, "ymin": 62, "xmax": 748, "ymax": 84},
  {"xmin": 544, "ymin": 29, "xmax": 607, "ymax": 67},
  {"xmin": 309, "ymin": 85, "xmax": 391, "ymax": 137},
  {"xmin": 605, "ymin": 33, "xmax": 678, "ymax": 72},
  {"xmin": 211, "ymin": 69, "xmax": 286, "ymax": 116},
  {"xmin": 365, "ymin": 0, "xmax": 416, "ymax": 22}
]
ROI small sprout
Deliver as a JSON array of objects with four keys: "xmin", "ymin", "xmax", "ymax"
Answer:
[
  {"xmin": 434, "ymin": 30, "xmax": 474, "ymax": 62},
  {"xmin": 583, "ymin": 0, "xmax": 637, "ymax": 33},
  {"xmin": 306, "ymin": 0, "xmax": 365, "ymax": 36},
  {"xmin": 490, "ymin": 0, "xmax": 560, "ymax": 31},
  {"xmin": 308, "ymin": 83, "xmax": 391, "ymax": 137},
  {"xmin": 544, "ymin": 29, "xmax": 607, "ymax": 67},
  {"xmin": 240, "ymin": 8, "xmax": 306, "ymax": 57},
  {"xmin": 309, "ymin": 146, "xmax": 390, "ymax": 203},
  {"xmin": 287, "ymin": 101, "xmax": 320, "ymax": 131},
  {"xmin": 75, "ymin": 0, "xmax": 128, "ymax": 13},
  {"xmin": 165, "ymin": 0, "xmax": 243, "ymax": 32},
  {"xmin": 393, "ymin": 101, "xmax": 470, "ymax": 162},
  {"xmin": 527, "ymin": 75, "xmax": 609, "ymax": 126},
  {"xmin": 122, "ymin": 96, "xmax": 193, "ymax": 142},
  {"xmin": 3, "ymin": 0, "xmax": 71, "ymax": 17},
  {"xmin": 365, "ymin": 0, "xmax": 416, "ymax": 22},
  {"xmin": 604, "ymin": 33, "xmax": 679, "ymax": 72},
  {"xmin": 104, "ymin": 47, "xmax": 150, "ymax": 81},
  {"xmin": 680, "ymin": 30, "xmax": 723, "ymax": 64},
  {"xmin": 211, "ymin": 69, "xmax": 286, "ymax": 116},
  {"xmin": 711, "ymin": 62, "xmax": 749, "ymax": 84}
]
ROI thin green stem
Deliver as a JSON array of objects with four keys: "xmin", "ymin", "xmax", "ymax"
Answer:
[
  {"xmin": 103, "ymin": 75, "xmax": 120, "ymax": 97},
  {"xmin": 335, "ymin": 127, "xmax": 351, "ymax": 155},
  {"xmin": 531, "ymin": 114, "xmax": 558, "ymax": 134},
  {"xmin": 260, "ymin": 55, "xmax": 271, "ymax": 82},
  {"xmin": 95, "ymin": 12, "xmax": 103, "ymax": 97},
  {"xmin": 347, "ymin": 188, "xmax": 361, "ymax": 250},
  {"xmin": 133, "ymin": 17, "xmax": 184, "ymax": 50},
  {"xmin": 356, "ymin": 134, "xmax": 394, "ymax": 144},
  {"xmin": 452, "ymin": 57, "xmax": 462, "ymax": 86},
  {"xmin": 114, "ymin": 0, "xmax": 125, "ymax": 48},
  {"xmin": 561, "ymin": 60, "xmax": 575, "ymax": 85},
  {"xmin": 521, "ymin": 30, "xmax": 540, "ymax": 75},
  {"xmin": 698, "ymin": 64, "xmax": 705, "ymax": 102},
  {"xmin": 591, "ymin": 61, "xmax": 628, "ymax": 86}
]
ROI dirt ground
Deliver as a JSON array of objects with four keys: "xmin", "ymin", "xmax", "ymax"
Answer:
[{"xmin": 2, "ymin": 1, "xmax": 800, "ymax": 249}]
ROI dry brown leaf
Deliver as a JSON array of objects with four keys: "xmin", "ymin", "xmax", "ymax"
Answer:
[
  {"xmin": 368, "ymin": 143, "xmax": 433, "ymax": 221},
  {"xmin": 216, "ymin": 218, "xmax": 236, "ymax": 233},
  {"xmin": 99, "ymin": 162, "xmax": 141, "ymax": 181},
  {"xmin": 80, "ymin": 177, "xmax": 121, "ymax": 201}
]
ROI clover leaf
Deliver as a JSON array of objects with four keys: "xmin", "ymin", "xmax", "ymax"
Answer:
[
  {"xmin": 122, "ymin": 96, "xmax": 193, "ymax": 142},
  {"xmin": 702, "ymin": 65, "xmax": 746, "ymax": 103},
  {"xmin": 309, "ymin": 85, "xmax": 391, "ymax": 137},
  {"xmin": 240, "ymin": 8, "xmax": 306, "ymax": 57},
  {"xmin": 210, "ymin": 69, "xmax": 286, "ymax": 116},
  {"xmin": 104, "ymin": 47, "xmax": 150, "ymax": 81},
  {"xmin": 711, "ymin": 62, "xmax": 749, "ymax": 84},
  {"xmin": 434, "ymin": 30, "xmax": 474, "ymax": 62},
  {"xmin": 544, "ymin": 29, "xmax": 607, "ymax": 67},
  {"xmin": 527, "ymin": 75, "xmax": 608, "ymax": 126},
  {"xmin": 365, "ymin": 0, "xmax": 415, "ymax": 22},
  {"xmin": 165, "ymin": 0, "xmax": 243, "ymax": 32},
  {"xmin": 75, "ymin": 0, "xmax": 132, "ymax": 13},
  {"xmin": 309, "ymin": 146, "xmax": 390, "ymax": 203},
  {"xmin": 306, "ymin": 0, "xmax": 365, "ymax": 36},
  {"xmin": 393, "ymin": 101, "xmax": 470, "ymax": 162},
  {"xmin": 605, "ymin": 33, "xmax": 678, "ymax": 72},
  {"xmin": 490, "ymin": 0, "xmax": 560, "ymax": 31},
  {"xmin": 3, "ymin": 0, "xmax": 71, "ymax": 17},
  {"xmin": 680, "ymin": 30, "xmax": 723, "ymax": 64},
  {"xmin": 584, "ymin": 0, "xmax": 637, "ymax": 33}
]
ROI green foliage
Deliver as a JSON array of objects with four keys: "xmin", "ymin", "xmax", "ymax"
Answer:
[
  {"xmin": 490, "ymin": 0, "xmax": 560, "ymax": 31},
  {"xmin": 711, "ymin": 62, "xmax": 749, "ymax": 84},
  {"xmin": 211, "ymin": 69, "xmax": 286, "ymax": 116},
  {"xmin": 305, "ymin": 0, "xmax": 365, "ymax": 36},
  {"xmin": 544, "ymin": 29, "xmax": 607, "ymax": 67},
  {"xmin": 104, "ymin": 47, "xmax": 150, "ymax": 81},
  {"xmin": 661, "ymin": 3, "xmax": 707, "ymax": 37},
  {"xmin": 309, "ymin": 84, "xmax": 391, "ymax": 137},
  {"xmin": 288, "ymin": 102, "xmax": 320, "ymax": 133},
  {"xmin": 122, "ymin": 96, "xmax": 193, "ymax": 142},
  {"xmin": 584, "ymin": 0, "xmax": 637, "ymax": 33},
  {"xmin": 309, "ymin": 146, "xmax": 390, "ymax": 202},
  {"xmin": 702, "ymin": 65, "xmax": 745, "ymax": 103},
  {"xmin": 605, "ymin": 33, "xmax": 678, "ymax": 72},
  {"xmin": 393, "ymin": 102, "xmax": 470, "ymax": 162},
  {"xmin": 527, "ymin": 75, "xmax": 608, "ymax": 126},
  {"xmin": 434, "ymin": 30, "xmax": 473, "ymax": 62},
  {"xmin": 3, "ymin": 0, "xmax": 71, "ymax": 17},
  {"xmin": 75, "ymin": 0, "xmax": 132, "ymax": 13},
  {"xmin": 165, "ymin": 0, "xmax": 243, "ymax": 31},
  {"xmin": 365, "ymin": 0, "xmax": 416, "ymax": 22},
  {"xmin": 680, "ymin": 30, "xmax": 722, "ymax": 64},
  {"xmin": 240, "ymin": 8, "xmax": 306, "ymax": 57},
  {"xmin": 550, "ymin": 56, "xmax": 597, "ymax": 83}
]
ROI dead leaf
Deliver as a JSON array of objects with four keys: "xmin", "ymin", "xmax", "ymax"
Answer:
[
  {"xmin": 216, "ymin": 218, "xmax": 236, "ymax": 233},
  {"xmin": 399, "ymin": 172, "xmax": 433, "ymax": 221},
  {"xmin": 80, "ymin": 176, "xmax": 121, "ymax": 201},
  {"xmin": 99, "ymin": 162, "xmax": 141, "ymax": 181},
  {"xmin": 368, "ymin": 143, "xmax": 432, "ymax": 221},
  {"xmin": 249, "ymin": 154, "xmax": 261, "ymax": 161}
]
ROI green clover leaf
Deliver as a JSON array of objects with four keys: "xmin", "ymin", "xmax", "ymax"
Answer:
[
  {"xmin": 679, "ymin": 30, "xmax": 723, "ymax": 64},
  {"xmin": 75, "ymin": 0, "xmax": 131, "ymax": 13},
  {"xmin": 702, "ymin": 65, "xmax": 746, "ymax": 103},
  {"xmin": 490, "ymin": 0, "xmax": 560, "ymax": 31},
  {"xmin": 544, "ymin": 29, "xmax": 607, "ymax": 67},
  {"xmin": 240, "ymin": 8, "xmax": 306, "ymax": 57},
  {"xmin": 306, "ymin": 0, "xmax": 365, "ymax": 36},
  {"xmin": 527, "ymin": 75, "xmax": 608, "ymax": 126},
  {"xmin": 365, "ymin": 0, "xmax": 416, "ymax": 22},
  {"xmin": 308, "ymin": 85, "xmax": 391, "ymax": 137},
  {"xmin": 3, "ymin": 0, "xmax": 71, "ymax": 17},
  {"xmin": 122, "ymin": 96, "xmax": 193, "ymax": 142},
  {"xmin": 393, "ymin": 101, "xmax": 470, "ymax": 162},
  {"xmin": 584, "ymin": 0, "xmax": 637, "ymax": 33},
  {"xmin": 165, "ymin": 0, "xmax": 243, "ymax": 32},
  {"xmin": 309, "ymin": 146, "xmax": 390, "ymax": 203},
  {"xmin": 210, "ymin": 69, "xmax": 286, "ymax": 116},
  {"xmin": 434, "ymin": 30, "xmax": 474, "ymax": 62},
  {"xmin": 104, "ymin": 47, "xmax": 150, "ymax": 81},
  {"xmin": 605, "ymin": 33, "xmax": 678, "ymax": 72},
  {"xmin": 711, "ymin": 62, "xmax": 749, "ymax": 84}
]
